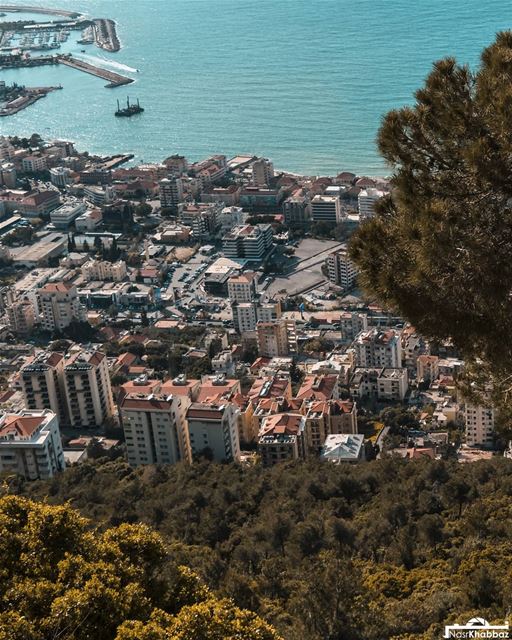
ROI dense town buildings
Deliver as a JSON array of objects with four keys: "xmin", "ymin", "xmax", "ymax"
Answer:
[{"xmin": 0, "ymin": 135, "xmax": 499, "ymax": 482}]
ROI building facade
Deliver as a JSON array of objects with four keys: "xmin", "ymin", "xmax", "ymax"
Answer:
[
  {"xmin": 38, "ymin": 283, "xmax": 86, "ymax": 332},
  {"xmin": 326, "ymin": 250, "xmax": 358, "ymax": 290},
  {"xmin": 0, "ymin": 410, "xmax": 65, "ymax": 480},
  {"xmin": 186, "ymin": 402, "xmax": 240, "ymax": 462}
]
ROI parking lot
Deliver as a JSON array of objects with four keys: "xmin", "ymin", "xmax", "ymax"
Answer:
[{"xmin": 266, "ymin": 238, "xmax": 345, "ymax": 298}]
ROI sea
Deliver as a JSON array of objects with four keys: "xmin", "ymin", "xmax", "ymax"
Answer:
[{"xmin": 1, "ymin": 0, "xmax": 511, "ymax": 175}]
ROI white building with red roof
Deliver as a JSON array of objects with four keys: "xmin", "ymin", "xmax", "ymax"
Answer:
[{"xmin": 0, "ymin": 410, "xmax": 64, "ymax": 480}]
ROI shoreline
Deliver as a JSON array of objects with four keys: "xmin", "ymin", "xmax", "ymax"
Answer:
[{"xmin": 0, "ymin": 85, "xmax": 61, "ymax": 117}]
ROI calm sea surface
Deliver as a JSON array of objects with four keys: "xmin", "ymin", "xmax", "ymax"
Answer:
[{"xmin": 1, "ymin": 0, "xmax": 511, "ymax": 174}]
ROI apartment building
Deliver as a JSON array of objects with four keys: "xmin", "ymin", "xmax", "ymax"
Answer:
[
  {"xmin": 256, "ymin": 319, "xmax": 296, "ymax": 358},
  {"xmin": 0, "ymin": 410, "xmax": 65, "ymax": 480},
  {"xmin": 252, "ymin": 158, "xmax": 274, "ymax": 186},
  {"xmin": 82, "ymin": 259, "xmax": 127, "ymax": 281},
  {"xmin": 465, "ymin": 402, "xmax": 495, "ymax": 448},
  {"xmin": 22, "ymin": 155, "xmax": 47, "ymax": 173},
  {"xmin": 296, "ymin": 374, "xmax": 340, "ymax": 402},
  {"xmin": 179, "ymin": 202, "xmax": 221, "ymax": 239},
  {"xmin": 258, "ymin": 413, "xmax": 306, "ymax": 466},
  {"xmin": 218, "ymin": 206, "xmax": 248, "ymax": 233},
  {"xmin": 159, "ymin": 177, "xmax": 184, "ymax": 210},
  {"xmin": 377, "ymin": 368, "xmax": 409, "ymax": 401},
  {"xmin": 232, "ymin": 302, "xmax": 258, "ymax": 333},
  {"xmin": 120, "ymin": 391, "xmax": 190, "ymax": 466},
  {"xmin": 6, "ymin": 296, "xmax": 36, "ymax": 336},
  {"xmin": 311, "ymin": 194, "xmax": 343, "ymax": 224},
  {"xmin": 20, "ymin": 352, "xmax": 68, "ymax": 425},
  {"xmin": 38, "ymin": 282, "xmax": 86, "ymax": 332},
  {"xmin": 283, "ymin": 190, "xmax": 311, "ymax": 227},
  {"xmin": 417, "ymin": 355, "xmax": 440, "ymax": 383},
  {"xmin": 326, "ymin": 250, "xmax": 358, "ymax": 291},
  {"xmin": 339, "ymin": 311, "xmax": 368, "ymax": 342},
  {"xmin": 354, "ymin": 328, "xmax": 402, "ymax": 368},
  {"xmin": 186, "ymin": 401, "xmax": 240, "ymax": 462},
  {"xmin": 227, "ymin": 272, "xmax": 258, "ymax": 302},
  {"xmin": 222, "ymin": 224, "xmax": 273, "ymax": 261},
  {"xmin": 63, "ymin": 351, "xmax": 115, "ymax": 429},
  {"xmin": 358, "ymin": 188, "xmax": 385, "ymax": 221}
]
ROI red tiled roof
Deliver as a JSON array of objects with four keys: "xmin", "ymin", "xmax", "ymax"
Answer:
[
  {"xmin": 0, "ymin": 415, "xmax": 45, "ymax": 438},
  {"xmin": 40, "ymin": 282, "xmax": 73, "ymax": 293},
  {"xmin": 296, "ymin": 375, "xmax": 337, "ymax": 401},
  {"xmin": 196, "ymin": 379, "xmax": 239, "ymax": 402},
  {"xmin": 260, "ymin": 413, "xmax": 303, "ymax": 437}
]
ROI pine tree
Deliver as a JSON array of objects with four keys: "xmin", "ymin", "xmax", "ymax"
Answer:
[{"xmin": 349, "ymin": 32, "xmax": 512, "ymax": 421}]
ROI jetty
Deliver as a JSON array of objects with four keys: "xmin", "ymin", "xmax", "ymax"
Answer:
[
  {"xmin": 0, "ymin": 4, "xmax": 83, "ymax": 18},
  {"xmin": 57, "ymin": 55, "xmax": 133, "ymax": 88}
]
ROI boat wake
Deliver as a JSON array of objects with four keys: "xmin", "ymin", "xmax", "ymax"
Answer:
[
  {"xmin": 75, "ymin": 53, "xmax": 137, "ymax": 74},
  {"xmin": 97, "ymin": 54, "xmax": 138, "ymax": 73}
]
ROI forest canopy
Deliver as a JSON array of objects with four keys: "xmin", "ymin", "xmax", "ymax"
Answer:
[
  {"xmin": 0, "ymin": 494, "xmax": 280, "ymax": 640},
  {"xmin": 11, "ymin": 456, "xmax": 512, "ymax": 640}
]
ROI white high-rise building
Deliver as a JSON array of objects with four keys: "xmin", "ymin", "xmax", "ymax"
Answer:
[
  {"xmin": 231, "ymin": 302, "xmax": 258, "ymax": 333},
  {"xmin": 358, "ymin": 188, "xmax": 385, "ymax": 221},
  {"xmin": 465, "ymin": 403, "xmax": 495, "ymax": 448},
  {"xmin": 186, "ymin": 402, "xmax": 240, "ymax": 462},
  {"xmin": 311, "ymin": 195, "xmax": 343, "ymax": 224},
  {"xmin": 120, "ymin": 390, "xmax": 191, "ymax": 466},
  {"xmin": 326, "ymin": 250, "xmax": 358, "ymax": 291},
  {"xmin": 0, "ymin": 410, "xmax": 65, "ymax": 480},
  {"xmin": 37, "ymin": 283, "xmax": 87, "ymax": 332},
  {"xmin": 50, "ymin": 167, "xmax": 73, "ymax": 188},
  {"xmin": 219, "ymin": 206, "xmax": 248, "ymax": 233},
  {"xmin": 20, "ymin": 352, "xmax": 68, "ymax": 425},
  {"xmin": 63, "ymin": 351, "xmax": 115, "ymax": 429}
]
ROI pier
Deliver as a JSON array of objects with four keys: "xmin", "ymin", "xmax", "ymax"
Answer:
[
  {"xmin": 57, "ymin": 55, "xmax": 133, "ymax": 88},
  {"xmin": 0, "ymin": 5, "xmax": 83, "ymax": 18}
]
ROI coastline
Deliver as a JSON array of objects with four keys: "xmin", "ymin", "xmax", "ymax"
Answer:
[{"xmin": 0, "ymin": 85, "xmax": 61, "ymax": 117}]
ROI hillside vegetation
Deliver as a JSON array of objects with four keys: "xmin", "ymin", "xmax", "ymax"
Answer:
[{"xmin": 11, "ymin": 456, "xmax": 512, "ymax": 640}]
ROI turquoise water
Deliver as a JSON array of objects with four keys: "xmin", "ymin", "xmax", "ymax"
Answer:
[{"xmin": 1, "ymin": 0, "xmax": 511, "ymax": 175}]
